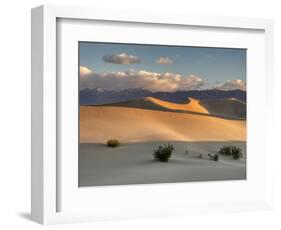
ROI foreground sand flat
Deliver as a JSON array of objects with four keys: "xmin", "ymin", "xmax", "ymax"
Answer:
[
  {"xmin": 79, "ymin": 141, "xmax": 246, "ymax": 186},
  {"xmin": 80, "ymin": 106, "xmax": 246, "ymax": 143}
]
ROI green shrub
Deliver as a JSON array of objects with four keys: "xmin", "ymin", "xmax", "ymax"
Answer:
[
  {"xmin": 106, "ymin": 139, "xmax": 120, "ymax": 147},
  {"xmin": 219, "ymin": 145, "xmax": 242, "ymax": 160},
  {"xmin": 153, "ymin": 144, "xmax": 174, "ymax": 162}
]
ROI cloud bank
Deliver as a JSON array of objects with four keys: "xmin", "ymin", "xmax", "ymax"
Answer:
[
  {"xmin": 80, "ymin": 66, "xmax": 204, "ymax": 92},
  {"xmin": 80, "ymin": 66, "xmax": 245, "ymax": 92},
  {"xmin": 156, "ymin": 57, "xmax": 173, "ymax": 65},
  {"xmin": 103, "ymin": 53, "xmax": 140, "ymax": 64},
  {"xmin": 215, "ymin": 79, "xmax": 246, "ymax": 91}
]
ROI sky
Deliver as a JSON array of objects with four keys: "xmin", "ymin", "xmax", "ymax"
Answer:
[{"xmin": 79, "ymin": 42, "xmax": 246, "ymax": 92}]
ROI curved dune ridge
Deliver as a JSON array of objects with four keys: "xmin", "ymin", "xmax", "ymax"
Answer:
[
  {"xmin": 80, "ymin": 105, "xmax": 246, "ymax": 143},
  {"xmin": 103, "ymin": 96, "xmax": 209, "ymax": 114},
  {"xmin": 145, "ymin": 97, "xmax": 209, "ymax": 114},
  {"xmin": 102, "ymin": 96, "xmax": 246, "ymax": 119}
]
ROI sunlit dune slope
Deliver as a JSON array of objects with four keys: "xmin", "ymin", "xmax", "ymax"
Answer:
[
  {"xmin": 104, "ymin": 97, "xmax": 209, "ymax": 114},
  {"xmin": 147, "ymin": 97, "xmax": 209, "ymax": 114},
  {"xmin": 80, "ymin": 106, "xmax": 246, "ymax": 143},
  {"xmin": 200, "ymin": 98, "xmax": 246, "ymax": 119},
  {"xmin": 102, "ymin": 96, "xmax": 246, "ymax": 119}
]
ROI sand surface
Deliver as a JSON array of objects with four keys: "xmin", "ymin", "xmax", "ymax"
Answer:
[
  {"xmin": 200, "ymin": 98, "xmax": 246, "ymax": 119},
  {"xmin": 80, "ymin": 106, "xmax": 246, "ymax": 143},
  {"xmin": 79, "ymin": 141, "xmax": 246, "ymax": 186},
  {"xmin": 79, "ymin": 103, "xmax": 246, "ymax": 186}
]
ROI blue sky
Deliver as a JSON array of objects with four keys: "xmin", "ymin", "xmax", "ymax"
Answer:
[{"xmin": 79, "ymin": 42, "xmax": 246, "ymax": 92}]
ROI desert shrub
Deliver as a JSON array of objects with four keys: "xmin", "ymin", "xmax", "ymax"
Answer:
[
  {"xmin": 218, "ymin": 145, "xmax": 232, "ymax": 156},
  {"xmin": 106, "ymin": 139, "xmax": 120, "ymax": 147},
  {"xmin": 153, "ymin": 144, "xmax": 174, "ymax": 162},
  {"xmin": 231, "ymin": 147, "xmax": 243, "ymax": 160},
  {"xmin": 219, "ymin": 145, "xmax": 242, "ymax": 160},
  {"xmin": 213, "ymin": 154, "xmax": 219, "ymax": 161},
  {"xmin": 208, "ymin": 153, "xmax": 219, "ymax": 161}
]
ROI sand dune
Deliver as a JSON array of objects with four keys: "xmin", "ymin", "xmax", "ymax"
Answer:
[
  {"xmin": 146, "ymin": 97, "xmax": 209, "ymax": 114},
  {"xmin": 102, "ymin": 96, "xmax": 246, "ymax": 119},
  {"xmin": 80, "ymin": 106, "xmax": 246, "ymax": 143},
  {"xmin": 200, "ymin": 98, "xmax": 246, "ymax": 119},
  {"xmin": 105, "ymin": 96, "xmax": 209, "ymax": 114}
]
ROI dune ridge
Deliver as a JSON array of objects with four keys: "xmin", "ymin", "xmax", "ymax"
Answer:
[
  {"xmin": 107, "ymin": 96, "xmax": 210, "ymax": 114},
  {"xmin": 100, "ymin": 96, "xmax": 246, "ymax": 119},
  {"xmin": 144, "ymin": 97, "xmax": 209, "ymax": 114}
]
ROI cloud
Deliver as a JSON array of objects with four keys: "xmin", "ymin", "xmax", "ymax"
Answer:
[
  {"xmin": 79, "ymin": 67, "xmax": 204, "ymax": 92},
  {"xmin": 80, "ymin": 66, "xmax": 93, "ymax": 75},
  {"xmin": 215, "ymin": 79, "xmax": 246, "ymax": 91},
  {"xmin": 156, "ymin": 57, "xmax": 173, "ymax": 65},
  {"xmin": 103, "ymin": 53, "xmax": 140, "ymax": 64}
]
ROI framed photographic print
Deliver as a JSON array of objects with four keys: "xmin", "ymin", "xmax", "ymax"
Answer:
[
  {"xmin": 31, "ymin": 5, "xmax": 274, "ymax": 225},
  {"xmin": 78, "ymin": 42, "xmax": 247, "ymax": 187}
]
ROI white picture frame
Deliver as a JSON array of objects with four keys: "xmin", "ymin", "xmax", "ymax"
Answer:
[{"xmin": 31, "ymin": 5, "xmax": 274, "ymax": 225}]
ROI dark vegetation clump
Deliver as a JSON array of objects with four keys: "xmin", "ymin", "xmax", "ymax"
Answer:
[
  {"xmin": 218, "ymin": 145, "xmax": 232, "ymax": 156},
  {"xmin": 208, "ymin": 153, "xmax": 219, "ymax": 162},
  {"xmin": 106, "ymin": 139, "xmax": 120, "ymax": 147},
  {"xmin": 219, "ymin": 145, "xmax": 243, "ymax": 160},
  {"xmin": 153, "ymin": 144, "xmax": 174, "ymax": 162},
  {"xmin": 231, "ymin": 147, "xmax": 243, "ymax": 160},
  {"xmin": 213, "ymin": 154, "xmax": 219, "ymax": 161}
]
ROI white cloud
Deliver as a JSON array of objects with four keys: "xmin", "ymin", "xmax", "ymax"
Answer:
[
  {"xmin": 79, "ymin": 67, "xmax": 204, "ymax": 92},
  {"xmin": 156, "ymin": 57, "xmax": 173, "ymax": 64},
  {"xmin": 215, "ymin": 79, "xmax": 246, "ymax": 91},
  {"xmin": 80, "ymin": 66, "xmax": 245, "ymax": 92},
  {"xmin": 103, "ymin": 53, "xmax": 140, "ymax": 64},
  {"xmin": 80, "ymin": 66, "xmax": 93, "ymax": 75}
]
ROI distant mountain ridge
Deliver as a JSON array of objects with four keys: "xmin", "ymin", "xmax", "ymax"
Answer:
[{"xmin": 80, "ymin": 88, "xmax": 246, "ymax": 105}]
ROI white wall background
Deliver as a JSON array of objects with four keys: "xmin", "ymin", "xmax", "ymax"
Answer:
[{"xmin": 0, "ymin": 0, "xmax": 280, "ymax": 229}]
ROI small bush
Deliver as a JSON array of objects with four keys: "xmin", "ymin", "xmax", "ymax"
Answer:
[
  {"xmin": 208, "ymin": 153, "xmax": 219, "ymax": 162},
  {"xmin": 219, "ymin": 145, "xmax": 242, "ymax": 160},
  {"xmin": 231, "ymin": 147, "xmax": 243, "ymax": 160},
  {"xmin": 213, "ymin": 154, "xmax": 219, "ymax": 161},
  {"xmin": 154, "ymin": 144, "xmax": 174, "ymax": 162},
  {"xmin": 218, "ymin": 145, "xmax": 232, "ymax": 156},
  {"xmin": 106, "ymin": 139, "xmax": 120, "ymax": 147}
]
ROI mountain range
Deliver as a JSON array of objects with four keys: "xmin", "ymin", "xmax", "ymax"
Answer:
[{"xmin": 80, "ymin": 88, "xmax": 246, "ymax": 105}]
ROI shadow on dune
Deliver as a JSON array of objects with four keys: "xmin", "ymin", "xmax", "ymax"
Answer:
[{"xmin": 88, "ymin": 96, "xmax": 246, "ymax": 120}]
